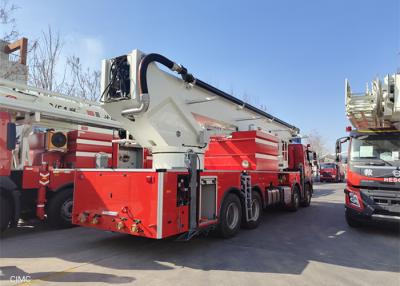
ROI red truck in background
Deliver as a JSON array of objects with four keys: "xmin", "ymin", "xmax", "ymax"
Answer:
[
  {"xmin": 319, "ymin": 162, "xmax": 344, "ymax": 183},
  {"xmin": 0, "ymin": 111, "xmax": 151, "ymax": 233}
]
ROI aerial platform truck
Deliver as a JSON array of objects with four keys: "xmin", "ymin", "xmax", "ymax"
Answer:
[
  {"xmin": 73, "ymin": 50, "xmax": 316, "ymax": 239},
  {"xmin": 0, "ymin": 78, "xmax": 151, "ymax": 232},
  {"xmin": 337, "ymin": 73, "xmax": 400, "ymax": 227}
]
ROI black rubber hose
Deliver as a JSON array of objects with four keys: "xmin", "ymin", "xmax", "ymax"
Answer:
[
  {"xmin": 139, "ymin": 54, "xmax": 175, "ymax": 94},
  {"xmin": 138, "ymin": 53, "xmax": 299, "ymax": 132}
]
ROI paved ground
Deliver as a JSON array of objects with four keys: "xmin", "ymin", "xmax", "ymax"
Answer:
[{"xmin": 0, "ymin": 183, "xmax": 399, "ymax": 286}]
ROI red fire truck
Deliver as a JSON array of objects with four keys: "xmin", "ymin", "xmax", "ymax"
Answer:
[
  {"xmin": 336, "ymin": 74, "xmax": 400, "ymax": 227},
  {"xmin": 72, "ymin": 50, "xmax": 316, "ymax": 239},
  {"xmin": 0, "ymin": 78, "xmax": 151, "ymax": 233},
  {"xmin": 319, "ymin": 162, "xmax": 344, "ymax": 183}
]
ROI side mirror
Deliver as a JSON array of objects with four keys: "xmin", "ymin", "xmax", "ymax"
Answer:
[
  {"xmin": 7, "ymin": 122, "xmax": 16, "ymax": 150},
  {"xmin": 335, "ymin": 139, "xmax": 341, "ymax": 162},
  {"xmin": 335, "ymin": 136, "xmax": 349, "ymax": 162},
  {"xmin": 313, "ymin": 152, "xmax": 317, "ymax": 161}
]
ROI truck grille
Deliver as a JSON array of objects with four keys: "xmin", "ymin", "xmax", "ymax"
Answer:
[{"xmin": 361, "ymin": 189, "xmax": 400, "ymax": 214}]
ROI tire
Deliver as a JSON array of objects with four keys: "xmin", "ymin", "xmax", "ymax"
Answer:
[
  {"xmin": 242, "ymin": 191, "xmax": 262, "ymax": 229},
  {"xmin": 0, "ymin": 194, "xmax": 12, "ymax": 233},
  {"xmin": 47, "ymin": 187, "xmax": 74, "ymax": 228},
  {"xmin": 288, "ymin": 186, "xmax": 300, "ymax": 212},
  {"xmin": 301, "ymin": 184, "xmax": 311, "ymax": 207},
  {"xmin": 216, "ymin": 193, "xmax": 242, "ymax": 238},
  {"xmin": 345, "ymin": 209, "xmax": 362, "ymax": 228}
]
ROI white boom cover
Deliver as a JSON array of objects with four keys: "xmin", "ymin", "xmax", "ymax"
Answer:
[
  {"xmin": 102, "ymin": 50, "xmax": 299, "ymax": 169},
  {"xmin": 0, "ymin": 78, "xmax": 121, "ymax": 130}
]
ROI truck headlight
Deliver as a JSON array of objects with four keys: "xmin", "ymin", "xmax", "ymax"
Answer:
[{"xmin": 348, "ymin": 192, "xmax": 360, "ymax": 207}]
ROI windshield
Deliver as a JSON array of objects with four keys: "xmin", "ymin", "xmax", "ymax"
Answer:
[
  {"xmin": 350, "ymin": 135, "xmax": 400, "ymax": 167},
  {"xmin": 321, "ymin": 163, "xmax": 335, "ymax": 169}
]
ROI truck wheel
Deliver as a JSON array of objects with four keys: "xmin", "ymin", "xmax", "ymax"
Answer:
[
  {"xmin": 216, "ymin": 193, "xmax": 242, "ymax": 238},
  {"xmin": 242, "ymin": 191, "xmax": 262, "ymax": 229},
  {"xmin": 345, "ymin": 209, "xmax": 361, "ymax": 228},
  {"xmin": 301, "ymin": 184, "xmax": 312, "ymax": 207},
  {"xmin": 0, "ymin": 194, "xmax": 12, "ymax": 233},
  {"xmin": 47, "ymin": 187, "xmax": 74, "ymax": 228},
  {"xmin": 288, "ymin": 187, "xmax": 300, "ymax": 212}
]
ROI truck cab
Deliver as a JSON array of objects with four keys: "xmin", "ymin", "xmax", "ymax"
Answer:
[
  {"xmin": 340, "ymin": 130, "xmax": 400, "ymax": 226},
  {"xmin": 319, "ymin": 162, "xmax": 343, "ymax": 183}
]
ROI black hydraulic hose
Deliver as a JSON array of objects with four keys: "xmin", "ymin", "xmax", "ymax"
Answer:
[
  {"xmin": 139, "ymin": 53, "xmax": 195, "ymax": 94},
  {"xmin": 138, "ymin": 53, "xmax": 299, "ymax": 132},
  {"xmin": 194, "ymin": 79, "xmax": 299, "ymax": 132}
]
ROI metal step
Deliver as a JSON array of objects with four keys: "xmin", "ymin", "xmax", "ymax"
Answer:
[{"xmin": 241, "ymin": 173, "xmax": 254, "ymax": 222}]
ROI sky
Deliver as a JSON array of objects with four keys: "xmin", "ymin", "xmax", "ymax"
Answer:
[{"xmin": 7, "ymin": 0, "xmax": 400, "ymax": 151}]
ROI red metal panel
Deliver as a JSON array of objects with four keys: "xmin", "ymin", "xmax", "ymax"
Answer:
[
  {"xmin": 162, "ymin": 172, "xmax": 189, "ymax": 237},
  {"xmin": 205, "ymin": 154, "xmax": 278, "ymax": 171},
  {"xmin": 48, "ymin": 169, "xmax": 75, "ymax": 190},
  {"xmin": 73, "ymin": 170, "xmax": 160, "ymax": 239},
  {"xmin": 67, "ymin": 141, "xmax": 113, "ymax": 153},
  {"xmin": 68, "ymin": 130, "xmax": 113, "ymax": 142},
  {"xmin": 64, "ymin": 153, "xmax": 112, "ymax": 168},
  {"xmin": 205, "ymin": 130, "xmax": 279, "ymax": 171},
  {"xmin": 22, "ymin": 166, "xmax": 40, "ymax": 189},
  {"xmin": 231, "ymin": 130, "xmax": 278, "ymax": 142}
]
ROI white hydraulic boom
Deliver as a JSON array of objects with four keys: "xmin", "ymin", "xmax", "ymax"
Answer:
[
  {"xmin": 0, "ymin": 78, "xmax": 121, "ymax": 130},
  {"xmin": 101, "ymin": 50, "xmax": 300, "ymax": 169}
]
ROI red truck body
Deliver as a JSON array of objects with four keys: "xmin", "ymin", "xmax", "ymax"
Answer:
[
  {"xmin": 0, "ymin": 111, "xmax": 152, "ymax": 232},
  {"xmin": 73, "ymin": 131, "xmax": 315, "ymax": 239}
]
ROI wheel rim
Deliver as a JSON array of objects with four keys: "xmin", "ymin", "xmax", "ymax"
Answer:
[
  {"xmin": 60, "ymin": 199, "xmax": 73, "ymax": 221},
  {"xmin": 226, "ymin": 202, "xmax": 239, "ymax": 230},
  {"xmin": 251, "ymin": 198, "xmax": 260, "ymax": 221}
]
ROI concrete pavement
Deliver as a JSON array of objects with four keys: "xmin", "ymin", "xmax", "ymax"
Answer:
[{"xmin": 0, "ymin": 183, "xmax": 399, "ymax": 286}]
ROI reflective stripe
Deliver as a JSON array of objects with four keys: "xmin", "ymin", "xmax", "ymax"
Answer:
[
  {"xmin": 255, "ymin": 138, "xmax": 278, "ymax": 147},
  {"xmin": 157, "ymin": 172, "xmax": 164, "ymax": 239},
  {"xmin": 101, "ymin": 211, "xmax": 118, "ymax": 216},
  {"xmin": 75, "ymin": 151, "xmax": 112, "ymax": 158},
  {"xmin": 255, "ymin": 153, "xmax": 278, "ymax": 161},
  {"xmin": 76, "ymin": 139, "xmax": 112, "ymax": 146}
]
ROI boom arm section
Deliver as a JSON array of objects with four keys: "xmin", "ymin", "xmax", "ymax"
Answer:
[
  {"xmin": 0, "ymin": 78, "xmax": 121, "ymax": 130},
  {"xmin": 101, "ymin": 50, "xmax": 299, "ymax": 169}
]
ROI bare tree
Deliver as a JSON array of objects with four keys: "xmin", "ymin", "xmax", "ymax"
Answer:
[
  {"xmin": 66, "ymin": 55, "xmax": 100, "ymax": 101},
  {"xmin": 304, "ymin": 130, "xmax": 329, "ymax": 157},
  {"xmin": 0, "ymin": 0, "xmax": 19, "ymax": 41},
  {"xmin": 29, "ymin": 26, "xmax": 66, "ymax": 92}
]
